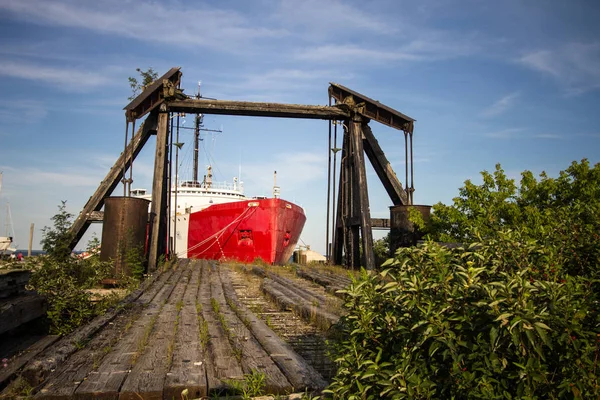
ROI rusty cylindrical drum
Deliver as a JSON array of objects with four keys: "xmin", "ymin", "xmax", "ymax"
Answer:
[
  {"xmin": 389, "ymin": 205, "xmax": 432, "ymax": 256},
  {"xmin": 100, "ymin": 197, "xmax": 150, "ymax": 279}
]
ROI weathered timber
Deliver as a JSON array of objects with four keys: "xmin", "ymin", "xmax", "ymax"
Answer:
[
  {"xmin": 167, "ymin": 99, "xmax": 349, "ymax": 120},
  {"xmin": 329, "ymin": 82, "xmax": 415, "ymax": 132},
  {"xmin": 124, "ymin": 67, "xmax": 182, "ymax": 122},
  {"xmin": 0, "ymin": 293, "xmax": 46, "ymax": 335},
  {"xmin": 0, "ymin": 336, "xmax": 59, "ymax": 392},
  {"xmin": 350, "ymin": 117, "xmax": 375, "ymax": 270},
  {"xmin": 212, "ymin": 267, "xmax": 291, "ymax": 394},
  {"xmin": 18, "ymin": 267, "xmax": 170, "ymax": 390},
  {"xmin": 295, "ymin": 268, "xmax": 350, "ymax": 297},
  {"xmin": 118, "ymin": 263, "xmax": 189, "ymax": 400},
  {"xmin": 251, "ymin": 267, "xmax": 329, "ymax": 306},
  {"xmin": 164, "ymin": 264, "xmax": 207, "ymax": 400},
  {"xmin": 220, "ymin": 268, "xmax": 328, "ymax": 392},
  {"xmin": 34, "ymin": 310, "xmax": 143, "ymax": 399},
  {"xmin": 0, "ymin": 269, "xmax": 31, "ymax": 299},
  {"xmin": 371, "ymin": 217, "xmax": 391, "ymax": 229},
  {"xmin": 147, "ymin": 110, "xmax": 169, "ymax": 272},
  {"xmin": 362, "ymin": 123, "xmax": 409, "ymax": 205},
  {"xmin": 73, "ymin": 267, "xmax": 183, "ymax": 399},
  {"xmin": 261, "ymin": 279, "xmax": 339, "ymax": 330},
  {"xmin": 198, "ymin": 262, "xmax": 244, "ymax": 392},
  {"xmin": 68, "ymin": 112, "xmax": 158, "ymax": 250},
  {"xmin": 332, "ymin": 126, "xmax": 347, "ymax": 266}
]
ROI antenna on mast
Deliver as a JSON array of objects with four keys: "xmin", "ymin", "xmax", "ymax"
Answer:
[{"xmin": 273, "ymin": 170, "xmax": 280, "ymax": 199}]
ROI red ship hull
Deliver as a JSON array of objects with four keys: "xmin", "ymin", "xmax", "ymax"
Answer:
[{"xmin": 186, "ymin": 198, "xmax": 306, "ymax": 265}]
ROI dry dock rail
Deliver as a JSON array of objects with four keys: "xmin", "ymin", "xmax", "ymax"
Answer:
[{"xmin": 0, "ymin": 260, "xmax": 351, "ymax": 399}]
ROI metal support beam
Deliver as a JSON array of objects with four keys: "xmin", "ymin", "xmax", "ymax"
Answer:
[
  {"xmin": 68, "ymin": 113, "xmax": 158, "ymax": 250},
  {"xmin": 362, "ymin": 123, "xmax": 409, "ymax": 205},
  {"xmin": 167, "ymin": 99, "xmax": 349, "ymax": 120},
  {"xmin": 147, "ymin": 109, "xmax": 170, "ymax": 272}
]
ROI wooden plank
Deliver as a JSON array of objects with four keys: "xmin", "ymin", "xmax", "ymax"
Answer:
[
  {"xmin": 0, "ymin": 335, "xmax": 59, "ymax": 392},
  {"xmin": 118, "ymin": 263, "xmax": 189, "ymax": 399},
  {"xmin": 212, "ymin": 267, "xmax": 291, "ymax": 394},
  {"xmin": 34, "ymin": 311, "xmax": 142, "ymax": 399},
  {"xmin": 124, "ymin": 67, "xmax": 181, "ymax": 122},
  {"xmin": 362, "ymin": 123, "xmax": 409, "ymax": 206},
  {"xmin": 0, "ymin": 293, "xmax": 46, "ymax": 335},
  {"xmin": 350, "ymin": 118, "xmax": 375, "ymax": 270},
  {"xmin": 220, "ymin": 268, "xmax": 328, "ymax": 392},
  {"xmin": 328, "ymin": 82, "xmax": 415, "ymax": 132},
  {"xmin": 198, "ymin": 261, "xmax": 244, "ymax": 394},
  {"xmin": 167, "ymin": 99, "xmax": 349, "ymax": 121},
  {"xmin": 147, "ymin": 110, "xmax": 169, "ymax": 272},
  {"xmin": 73, "ymin": 267, "xmax": 184, "ymax": 399},
  {"xmin": 261, "ymin": 271, "xmax": 328, "ymax": 306},
  {"xmin": 68, "ymin": 112, "xmax": 158, "ymax": 250},
  {"xmin": 370, "ymin": 218, "xmax": 391, "ymax": 229},
  {"xmin": 164, "ymin": 263, "xmax": 207, "ymax": 400},
  {"xmin": 261, "ymin": 279, "xmax": 339, "ymax": 329},
  {"xmin": 18, "ymin": 268, "xmax": 171, "ymax": 390},
  {"xmin": 0, "ymin": 270, "xmax": 31, "ymax": 298},
  {"xmin": 193, "ymin": 261, "xmax": 221, "ymax": 394},
  {"xmin": 295, "ymin": 269, "xmax": 350, "ymax": 297},
  {"xmin": 332, "ymin": 125, "xmax": 348, "ymax": 266}
]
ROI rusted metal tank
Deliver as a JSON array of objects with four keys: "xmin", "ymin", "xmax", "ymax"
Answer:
[
  {"xmin": 389, "ymin": 204, "xmax": 431, "ymax": 256},
  {"xmin": 100, "ymin": 196, "xmax": 150, "ymax": 278}
]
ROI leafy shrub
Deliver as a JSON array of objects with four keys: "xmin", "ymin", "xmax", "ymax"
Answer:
[
  {"xmin": 28, "ymin": 202, "xmax": 117, "ymax": 335},
  {"xmin": 327, "ymin": 236, "xmax": 599, "ymax": 399},
  {"xmin": 327, "ymin": 160, "xmax": 600, "ymax": 399},
  {"xmin": 429, "ymin": 159, "xmax": 600, "ymax": 279}
]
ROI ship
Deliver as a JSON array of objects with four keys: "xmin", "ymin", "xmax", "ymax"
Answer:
[{"xmin": 132, "ymin": 112, "xmax": 306, "ymax": 265}]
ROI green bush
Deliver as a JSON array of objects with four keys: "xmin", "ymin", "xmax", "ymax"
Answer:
[
  {"xmin": 327, "ymin": 160, "xmax": 600, "ymax": 399},
  {"xmin": 327, "ymin": 236, "xmax": 599, "ymax": 399},
  {"xmin": 28, "ymin": 202, "xmax": 116, "ymax": 335}
]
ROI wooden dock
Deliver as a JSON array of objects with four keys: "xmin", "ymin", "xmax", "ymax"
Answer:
[{"xmin": 1, "ymin": 260, "xmax": 338, "ymax": 399}]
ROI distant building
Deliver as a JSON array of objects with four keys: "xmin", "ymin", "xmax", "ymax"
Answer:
[{"xmin": 294, "ymin": 246, "xmax": 326, "ymax": 265}]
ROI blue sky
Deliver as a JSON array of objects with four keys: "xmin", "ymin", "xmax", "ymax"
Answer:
[{"xmin": 0, "ymin": 0, "xmax": 599, "ymax": 253}]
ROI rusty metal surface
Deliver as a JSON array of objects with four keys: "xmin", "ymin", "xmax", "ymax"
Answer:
[
  {"xmin": 328, "ymin": 82, "xmax": 415, "ymax": 132},
  {"xmin": 100, "ymin": 197, "xmax": 150, "ymax": 277},
  {"xmin": 124, "ymin": 67, "xmax": 182, "ymax": 122}
]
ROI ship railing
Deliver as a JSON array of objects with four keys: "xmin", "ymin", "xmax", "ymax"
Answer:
[{"xmin": 176, "ymin": 180, "xmax": 244, "ymax": 194}]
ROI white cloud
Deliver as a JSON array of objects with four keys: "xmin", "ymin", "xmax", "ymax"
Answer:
[
  {"xmin": 0, "ymin": 99, "xmax": 48, "ymax": 124},
  {"xmin": 533, "ymin": 133, "xmax": 563, "ymax": 139},
  {"xmin": 481, "ymin": 92, "xmax": 519, "ymax": 118},
  {"xmin": 519, "ymin": 42, "xmax": 600, "ymax": 94},
  {"xmin": 0, "ymin": 60, "xmax": 114, "ymax": 91},
  {"xmin": 483, "ymin": 127, "xmax": 525, "ymax": 139},
  {"xmin": 0, "ymin": 0, "xmax": 284, "ymax": 53},
  {"xmin": 271, "ymin": 0, "xmax": 396, "ymax": 38}
]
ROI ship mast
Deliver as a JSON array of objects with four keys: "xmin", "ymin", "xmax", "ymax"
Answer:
[
  {"xmin": 193, "ymin": 112, "xmax": 200, "ymax": 183},
  {"xmin": 193, "ymin": 82, "xmax": 201, "ymax": 183},
  {"xmin": 191, "ymin": 82, "xmax": 222, "ymax": 184}
]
